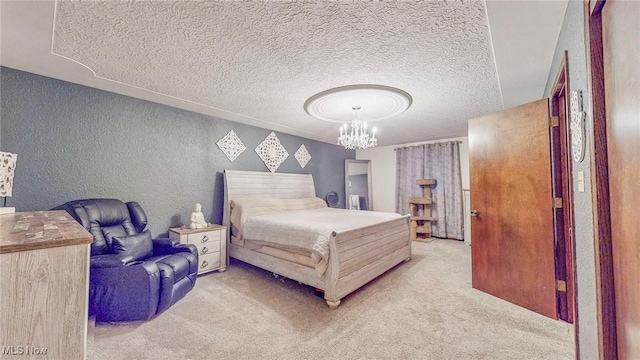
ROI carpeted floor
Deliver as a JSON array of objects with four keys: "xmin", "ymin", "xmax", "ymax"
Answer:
[{"xmin": 87, "ymin": 240, "xmax": 575, "ymax": 360}]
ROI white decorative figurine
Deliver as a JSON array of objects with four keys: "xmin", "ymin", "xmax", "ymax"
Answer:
[{"xmin": 189, "ymin": 203, "xmax": 208, "ymax": 229}]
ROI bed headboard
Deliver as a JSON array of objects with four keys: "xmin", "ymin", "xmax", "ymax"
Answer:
[{"xmin": 222, "ymin": 170, "xmax": 316, "ymax": 231}]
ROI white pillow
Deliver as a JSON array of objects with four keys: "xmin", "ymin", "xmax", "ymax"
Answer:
[{"xmin": 230, "ymin": 196, "xmax": 327, "ymax": 232}]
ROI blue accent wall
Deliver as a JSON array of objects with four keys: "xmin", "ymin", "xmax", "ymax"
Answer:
[{"xmin": 0, "ymin": 67, "xmax": 354, "ymax": 236}]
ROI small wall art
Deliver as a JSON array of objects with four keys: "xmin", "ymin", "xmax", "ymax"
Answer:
[
  {"xmin": 294, "ymin": 144, "xmax": 311, "ymax": 168},
  {"xmin": 255, "ymin": 132, "xmax": 289, "ymax": 173},
  {"xmin": 216, "ymin": 130, "xmax": 246, "ymax": 162},
  {"xmin": 0, "ymin": 151, "xmax": 18, "ymax": 197},
  {"xmin": 570, "ymin": 90, "xmax": 586, "ymax": 162}
]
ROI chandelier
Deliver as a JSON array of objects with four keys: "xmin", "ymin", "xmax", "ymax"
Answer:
[{"xmin": 338, "ymin": 106, "xmax": 377, "ymax": 150}]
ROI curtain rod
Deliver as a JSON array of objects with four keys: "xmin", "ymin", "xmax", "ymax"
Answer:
[{"xmin": 393, "ymin": 140, "xmax": 463, "ymax": 151}]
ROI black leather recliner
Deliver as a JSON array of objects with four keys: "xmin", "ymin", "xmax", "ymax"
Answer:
[{"xmin": 53, "ymin": 199, "xmax": 198, "ymax": 322}]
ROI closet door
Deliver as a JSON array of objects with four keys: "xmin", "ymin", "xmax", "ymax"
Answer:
[{"xmin": 469, "ymin": 98, "xmax": 557, "ymax": 319}]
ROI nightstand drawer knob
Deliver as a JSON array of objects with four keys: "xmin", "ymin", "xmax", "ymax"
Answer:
[
  {"xmin": 200, "ymin": 260, "xmax": 208, "ymax": 268},
  {"xmin": 201, "ymin": 247, "xmax": 208, "ymax": 254},
  {"xmin": 201, "ymin": 235, "xmax": 209, "ymax": 243}
]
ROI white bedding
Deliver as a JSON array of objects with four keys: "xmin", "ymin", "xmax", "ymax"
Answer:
[{"xmin": 240, "ymin": 207, "xmax": 403, "ymax": 276}]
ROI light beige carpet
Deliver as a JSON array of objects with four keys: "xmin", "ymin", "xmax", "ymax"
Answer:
[{"xmin": 87, "ymin": 240, "xmax": 574, "ymax": 360}]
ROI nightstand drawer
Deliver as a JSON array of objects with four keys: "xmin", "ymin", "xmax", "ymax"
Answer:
[
  {"xmin": 169, "ymin": 225, "xmax": 227, "ymax": 274},
  {"xmin": 187, "ymin": 230, "xmax": 221, "ymax": 245},
  {"xmin": 198, "ymin": 252, "xmax": 220, "ymax": 273},
  {"xmin": 193, "ymin": 241, "xmax": 220, "ymax": 256}
]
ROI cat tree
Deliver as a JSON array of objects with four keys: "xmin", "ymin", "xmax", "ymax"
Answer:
[{"xmin": 409, "ymin": 179, "xmax": 436, "ymax": 241}]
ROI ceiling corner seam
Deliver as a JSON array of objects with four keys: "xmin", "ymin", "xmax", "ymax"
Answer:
[{"xmin": 483, "ymin": 0, "xmax": 506, "ymax": 110}]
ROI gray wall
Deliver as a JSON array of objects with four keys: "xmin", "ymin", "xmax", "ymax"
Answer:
[
  {"xmin": 544, "ymin": 2, "xmax": 598, "ymax": 358},
  {"xmin": 0, "ymin": 67, "xmax": 354, "ymax": 237}
]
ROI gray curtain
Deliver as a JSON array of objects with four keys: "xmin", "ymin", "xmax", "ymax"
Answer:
[{"xmin": 395, "ymin": 141, "xmax": 464, "ymax": 240}]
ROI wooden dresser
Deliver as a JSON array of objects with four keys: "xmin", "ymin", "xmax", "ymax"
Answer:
[
  {"xmin": 0, "ymin": 211, "xmax": 92, "ymax": 360},
  {"xmin": 169, "ymin": 225, "xmax": 227, "ymax": 275}
]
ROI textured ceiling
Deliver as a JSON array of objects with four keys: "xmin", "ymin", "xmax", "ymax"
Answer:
[
  {"xmin": 1, "ymin": 1, "xmax": 566, "ymax": 146},
  {"xmin": 51, "ymin": 1, "xmax": 502, "ymax": 146}
]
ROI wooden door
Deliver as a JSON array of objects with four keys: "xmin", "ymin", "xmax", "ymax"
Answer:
[
  {"xmin": 602, "ymin": 0, "xmax": 640, "ymax": 357},
  {"xmin": 469, "ymin": 98, "xmax": 557, "ymax": 319}
]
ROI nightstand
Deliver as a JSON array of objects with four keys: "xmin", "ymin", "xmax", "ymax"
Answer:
[{"xmin": 169, "ymin": 225, "xmax": 227, "ymax": 275}]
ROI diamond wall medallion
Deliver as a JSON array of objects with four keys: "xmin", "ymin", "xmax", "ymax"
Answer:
[
  {"xmin": 294, "ymin": 144, "xmax": 311, "ymax": 168},
  {"xmin": 255, "ymin": 132, "xmax": 289, "ymax": 173},
  {"xmin": 216, "ymin": 130, "xmax": 246, "ymax": 162}
]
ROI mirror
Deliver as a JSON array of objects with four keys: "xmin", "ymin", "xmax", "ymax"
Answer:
[{"xmin": 345, "ymin": 159, "xmax": 372, "ymax": 211}]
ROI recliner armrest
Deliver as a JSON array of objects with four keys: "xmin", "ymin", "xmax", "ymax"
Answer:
[
  {"xmin": 152, "ymin": 237, "xmax": 179, "ymax": 247},
  {"xmin": 172, "ymin": 243, "xmax": 198, "ymax": 259},
  {"xmin": 91, "ymin": 254, "xmax": 135, "ymax": 268},
  {"xmin": 152, "ymin": 237, "xmax": 197, "ymax": 258}
]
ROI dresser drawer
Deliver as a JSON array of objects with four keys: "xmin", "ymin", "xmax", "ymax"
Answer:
[
  {"xmin": 198, "ymin": 252, "xmax": 221, "ymax": 273},
  {"xmin": 187, "ymin": 230, "xmax": 221, "ymax": 245}
]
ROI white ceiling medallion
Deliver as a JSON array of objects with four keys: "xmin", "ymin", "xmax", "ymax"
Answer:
[
  {"xmin": 304, "ymin": 84, "xmax": 413, "ymax": 123},
  {"xmin": 294, "ymin": 145, "xmax": 311, "ymax": 169},
  {"xmin": 570, "ymin": 90, "xmax": 586, "ymax": 162},
  {"xmin": 216, "ymin": 130, "xmax": 246, "ymax": 162},
  {"xmin": 256, "ymin": 132, "xmax": 289, "ymax": 173}
]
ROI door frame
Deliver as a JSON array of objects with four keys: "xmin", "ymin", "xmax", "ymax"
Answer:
[
  {"xmin": 549, "ymin": 50, "xmax": 578, "ymax": 328},
  {"xmin": 584, "ymin": 0, "xmax": 617, "ymax": 359}
]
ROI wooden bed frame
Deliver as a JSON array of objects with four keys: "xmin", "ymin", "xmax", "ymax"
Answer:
[{"xmin": 222, "ymin": 169, "xmax": 411, "ymax": 309}]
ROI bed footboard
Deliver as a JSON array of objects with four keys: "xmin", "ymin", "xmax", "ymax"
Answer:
[{"xmin": 323, "ymin": 215, "xmax": 411, "ymax": 308}]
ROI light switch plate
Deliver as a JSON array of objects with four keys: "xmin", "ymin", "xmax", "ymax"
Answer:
[{"xmin": 577, "ymin": 171, "xmax": 585, "ymax": 192}]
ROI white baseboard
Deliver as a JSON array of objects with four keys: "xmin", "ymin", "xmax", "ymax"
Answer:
[{"xmin": 0, "ymin": 207, "xmax": 16, "ymax": 215}]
